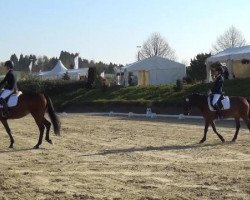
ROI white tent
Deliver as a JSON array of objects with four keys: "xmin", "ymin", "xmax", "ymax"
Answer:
[
  {"xmin": 39, "ymin": 60, "xmax": 88, "ymax": 80},
  {"xmin": 123, "ymin": 56, "xmax": 186, "ymax": 86},
  {"xmin": 39, "ymin": 60, "xmax": 68, "ymax": 79},
  {"xmin": 68, "ymin": 68, "xmax": 89, "ymax": 80},
  {"xmin": 206, "ymin": 45, "xmax": 250, "ymax": 82}
]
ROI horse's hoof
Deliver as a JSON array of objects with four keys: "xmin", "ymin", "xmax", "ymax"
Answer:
[
  {"xmin": 199, "ymin": 140, "xmax": 205, "ymax": 144},
  {"xmin": 221, "ymin": 139, "xmax": 225, "ymax": 143},
  {"xmin": 9, "ymin": 145, "xmax": 13, "ymax": 148},
  {"xmin": 33, "ymin": 145, "xmax": 39, "ymax": 149},
  {"xmin": 46, "ymin": 139, "xmax": 53, "ymax": 145},
  {"xmin": 231, "ymin": 139, "xmax": 236, "ymax": 143}
]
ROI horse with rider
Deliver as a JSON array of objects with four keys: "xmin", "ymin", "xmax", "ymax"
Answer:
[
  {"xmin": 0, "ymin": 60, "xmax": 60, "ymax": 149},
  {"xmin": 184, "ymin": 66, "xmax": 250, "ymax": 143}
]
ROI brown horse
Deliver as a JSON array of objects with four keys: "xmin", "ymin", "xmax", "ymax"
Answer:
[
  {"xmin": 1, "ymin": 93, "xmax": 60, "ymax": 149},
  {"xmin": 183, "ymin": 93, "xmax": 250, "ymax": 143}
]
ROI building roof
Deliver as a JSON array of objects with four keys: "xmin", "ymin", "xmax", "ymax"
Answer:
[
  {"xmin": 123, "ymin": 56, "xmax": 185, "ymax": 72},
  {"xmin": 207, "ymin": 45, "xmax": 250, "ymax": 63}
]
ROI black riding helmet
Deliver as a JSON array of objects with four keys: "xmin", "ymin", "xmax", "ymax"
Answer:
[{"xmin": 4, "ymin": 60, "xmax": 14, "ymax": 69}]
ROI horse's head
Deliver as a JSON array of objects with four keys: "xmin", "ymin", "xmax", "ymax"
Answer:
[{"xmin": 183, "ymin": 93, "xmax": 205, "ymax": 115}]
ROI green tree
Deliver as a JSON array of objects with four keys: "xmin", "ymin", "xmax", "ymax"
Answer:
[
  {"xmin": 87, "ymin": 67, "xmax": 100, "ymax": 88},
  {"xmin": 187, "ymin": 53, "xmax": 211, "ymax": 82},
  {"xmin": 3, "ymin": 50, "xmax": 124, "ymax": 74},
  {"xmin": 48, "ymin": 57, "xmax": 58, "ymax": 70},
  {"xmin": 59, "ymin": 51, "xmax": 76, "ymax": 67},
  {"xmin": 10, "ymin": 54, "xmax": 19, "ymax": 67},
  {"xmin": 62, "ymin": 71, "xmax": 70, "ymax": 80},
  {"xmin": 212, "ymin": 26, "xmax": 247, "ymax": 53},
  {"xmin": 138, "ymin": 32, "xmax": 177, "ymax": 61},
  {"xmin": 18, "ymin": 54, "xmax": 30, "ymax": 71},
  {"xmin": 41, "ymin": 56, "xmax": 50, "ymax": 70},
  {"xmin": 79, "ymin": 58, "xmax": 89, "ymax": 68}
]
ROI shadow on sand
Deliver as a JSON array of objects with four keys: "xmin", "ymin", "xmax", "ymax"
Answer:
[
  {"xmin": 106, "ymin": 116, "xmax": 249, "ymax": 129},
  {"xmin": 82, "ymin": 142, "xmax": 232, "ymax": 157},
  {"xmin": 0, "ymin": 147, "xmax": 46, "ymax": 154}
]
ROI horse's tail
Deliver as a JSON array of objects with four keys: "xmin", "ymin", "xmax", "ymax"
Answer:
[{"xmin": 45, "ymin": 94, "xmax": 61, "ymax": 136}]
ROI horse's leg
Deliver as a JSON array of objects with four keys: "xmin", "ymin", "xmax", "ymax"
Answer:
[
  {"xmin": 243, "ymin": 118, "xmax": 250, "ymax": 131},
  {"xmin": 210, "ymin": 121, "xmax": 225, "ymax": 143},
  {"xmin": 232, "ymin": 118, "xmax": 240, "ymax": 142},
  {"xmin": 43, "ymin": 118, "xmax": 52, "ymax": 144},
  {"xmin": 34, "ymin": 123, "xmax": 45, "ymax": 149},
  {"xmin": 32, "ymin": 113, "xmax": 45, "ymax": 149},
  {"xmin": 200, "ymin": 120, "xmax": 209, "ymax": 143},
  {"xmin": 1, "ymin": 119, "xmax": 14, "ymax": 148}
]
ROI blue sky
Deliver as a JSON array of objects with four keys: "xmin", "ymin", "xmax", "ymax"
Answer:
[{"xmin": 0, "ymin": 0, "xmax": 250, "ymax": 65}]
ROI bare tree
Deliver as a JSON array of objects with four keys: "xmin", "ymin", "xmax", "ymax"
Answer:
[
  {"xmin": 138, "ymin": 32, "xmax": 177, "ymax": 61},
  {"xmin": 212, "ymin": 26, "xmax": 247, "ymax": 53}
]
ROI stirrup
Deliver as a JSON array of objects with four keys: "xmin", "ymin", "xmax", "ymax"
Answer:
[
  {"xmin": 1, "ymin": 111, "xmax": 7, "ymax": 118},
  {"xmin": 0, "ymin": 108, "xmax": 9, "ymax": 118}
]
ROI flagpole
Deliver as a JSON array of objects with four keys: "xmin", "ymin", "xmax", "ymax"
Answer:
[
  {"xmin": 29, "ymin": 59, "xmax": 33, "ymax": 75},
  {"xmin": 74, "ymin": 53, "xmax": 79, "ymax": 69}
]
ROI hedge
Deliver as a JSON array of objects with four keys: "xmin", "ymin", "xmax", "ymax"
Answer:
[
  {"xmin": 18, "ymin": 79, "xmax": 86, "ymax": 95},
  {"xmin": 16, "ymin": 78, "xmax": 250, "ymax": 110}
]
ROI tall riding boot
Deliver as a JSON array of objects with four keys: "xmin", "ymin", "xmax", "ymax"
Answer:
[
  {"xmin": 0, "ymin": 98, "xmax": 9, "ymax": 118},
  {"xmin": 214, "ymin": 103, "xmax": 223, "ymax": 119}
]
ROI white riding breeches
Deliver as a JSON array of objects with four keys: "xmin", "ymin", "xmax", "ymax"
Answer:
[
  {"xmin": 212, "ymin": 94, "xmax": 221, "ymax": 106},
  {"xmin": 0, "ymin": 89, "xmax": 14, "ymax": 99}
]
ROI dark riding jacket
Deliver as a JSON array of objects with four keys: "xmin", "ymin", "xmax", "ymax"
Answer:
[
  {"xmin": 211, "ymin": 74, "xmax": 224, "ymax": 94},
  {"xmin": 0, "ymin": 70, "xmax": 17, "ymax": 90}
]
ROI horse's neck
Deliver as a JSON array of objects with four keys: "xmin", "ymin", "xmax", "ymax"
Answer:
[{"xmin": 193, "ymin": 95, "xmax": 207, "ymax": 110}]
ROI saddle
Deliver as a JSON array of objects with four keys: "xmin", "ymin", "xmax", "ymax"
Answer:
[
  {"xmin": 6, "ymin": 91, "xmax": 23, "ymax": 107},
  {"xmin": 208, "ymin": 94, "xmax": 230, "ymax": 111},
  {"xmin": 0, "ymin": 91, "xmax": 22, "ymax": 118}
]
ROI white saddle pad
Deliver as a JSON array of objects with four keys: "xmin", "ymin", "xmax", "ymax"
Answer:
[
  {"xmin": 208, "ymin": 96, "xmax": 230, "ymax": 111},
  {"xmin": 7, "ymin": 91, "xmax": 23, "ymax": 107}
]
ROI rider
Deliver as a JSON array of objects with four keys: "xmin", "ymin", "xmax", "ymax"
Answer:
[
  {"xmin": 0, "ymin": 60, "xmax": 18, "ymax": 117},
  {"xmin": 211, "ymin": 66, "xmax": 224, "ymax": 119}
]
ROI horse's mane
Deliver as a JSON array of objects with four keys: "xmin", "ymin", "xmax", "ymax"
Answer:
[
  {"xmin": 188, "ymin": 93, "xmax": 207, "ymax": 98},
  {"xmin": 22, "ymin": 92, "xmax": 45, "ymax": 97},
  {"xmin": 187, "ymin": 93, "xmax": 208, "ymax": 104},
  {"xmin": 19, "ymin": 93, "xmax": 48, "ymax": 101}
]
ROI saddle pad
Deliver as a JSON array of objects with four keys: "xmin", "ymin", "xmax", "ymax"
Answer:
[
  {"xmin": 7, "ymin": 91, "xmax": 23, "ymax": 107},
  {"xmin": 208, "ymin": 96, "xmax": 230, "ymax": 111}
]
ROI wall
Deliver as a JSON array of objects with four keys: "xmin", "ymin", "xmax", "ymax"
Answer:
[{"xmin": 233, "ymin": 60, "xmax": 250, "ymax": 78}]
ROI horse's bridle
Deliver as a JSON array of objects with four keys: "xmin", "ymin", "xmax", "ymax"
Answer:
[{"xmin": 183, "ymin": 97, "xmax": 192, "ymax": 115}]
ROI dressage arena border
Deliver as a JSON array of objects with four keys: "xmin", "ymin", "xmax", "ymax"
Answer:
[{"xmin": 59, "ymin": 112, "xmax": 237, "ymax": 121}]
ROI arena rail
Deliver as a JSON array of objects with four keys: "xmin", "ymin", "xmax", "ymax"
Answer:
[{"xmin": 59, "ymin": 112, "xmax": 236, "ymax": 121}]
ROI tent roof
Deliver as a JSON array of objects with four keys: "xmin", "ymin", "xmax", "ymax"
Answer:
[
  {"xmin": 68, "ymin": 68, "xmax": 89, "ymax": 74},
  {"xmin": 207, "ymin": 45, "xmax": 250, "ymax": 63},
  {"xmin": 39, "ymin": 60, "xmax": 68, "ymax": 76},
  {"xmin": 50, "ymin": 60, "xmax": 68, "ymax": 74},
  {"xmin": 123, "ymin": 56, "xmax": 185, "ymax": 72}
]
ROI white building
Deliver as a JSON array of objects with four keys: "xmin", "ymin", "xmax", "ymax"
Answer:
[
  {"xmin": 206, "ymin": 45, "xmax": 250, "ymax": 82},
  {"xmin": 122, "ymin": 56, "xmax": 186, "ymax": 86}
]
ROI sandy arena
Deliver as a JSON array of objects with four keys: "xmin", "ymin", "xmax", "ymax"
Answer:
[{"xmin": 0, "ymin": 114, "xmax": 249, "ymax": 200}]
